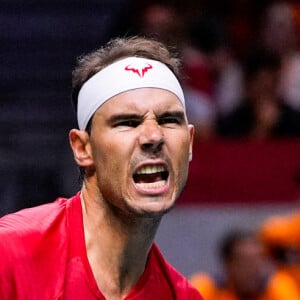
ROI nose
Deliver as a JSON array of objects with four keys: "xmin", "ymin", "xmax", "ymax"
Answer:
[{"xmin": 139, "ymin": 120, "xmax": 164, "ymax": 152}]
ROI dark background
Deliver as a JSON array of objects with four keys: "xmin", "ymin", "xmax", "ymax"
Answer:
[{"xmin": 1, "ymin": 0, "xmax": 299, "ymax": 216}]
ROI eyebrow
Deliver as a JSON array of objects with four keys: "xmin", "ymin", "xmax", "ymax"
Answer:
[
  {"xmin": 107, "ymin": 110, "xmax": 185, "ymax": 124},
  {"xmin": 107, "ymin": 113, "xmax": 142, "ymax": 125},
  {"xmin": 158, "ymin": 111, "xmax": 185, "ymax": 120}
]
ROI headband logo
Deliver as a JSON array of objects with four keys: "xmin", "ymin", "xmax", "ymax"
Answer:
[{"xmin": 124, "ymin": 63, "xmax": 153, "ymax": 78}]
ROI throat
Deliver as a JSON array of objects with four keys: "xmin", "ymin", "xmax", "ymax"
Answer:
[{"xmin": 86, "ymin": 237, "xmax": 151, "ymax": 300}]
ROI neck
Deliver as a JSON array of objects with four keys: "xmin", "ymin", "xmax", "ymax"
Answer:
[{"xmin": 80, "ymin": 185, "xmax": 162, "ymax": 299}]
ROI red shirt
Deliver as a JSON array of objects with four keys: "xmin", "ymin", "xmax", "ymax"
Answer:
[{"xmin": 0, "ymin": 193, "xmax": 202, "ymax": 299}]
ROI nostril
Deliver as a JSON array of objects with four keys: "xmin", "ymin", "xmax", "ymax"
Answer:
[{"xmin": 141, "ymin": 140, "xmax": 164, "ymax": 152}]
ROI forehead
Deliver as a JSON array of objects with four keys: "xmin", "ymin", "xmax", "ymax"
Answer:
[
  {"xmin": 96, "ymin": 87, "xmax": 185, "ymax": 115},
  {"xmin": 233, "ymin": 239, "xmax": 262, "ymax": 257}
]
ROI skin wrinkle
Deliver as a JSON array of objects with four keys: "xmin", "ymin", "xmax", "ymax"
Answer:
[
  {"xmin": 70, "ymin": 87, "xmax": 194, "ymax": 299},
  {"xmin": 87, "ymin": 89, "xmax": 191, "ymax": 212}
]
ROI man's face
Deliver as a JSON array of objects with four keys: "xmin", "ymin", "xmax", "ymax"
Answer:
[
  {"xmin": 226, "ymin": 239, "xmax": 266, "ymax": 297},
  {"xmin": 88, "ymin": 87, "xmax": 194, "ymax": 216}
]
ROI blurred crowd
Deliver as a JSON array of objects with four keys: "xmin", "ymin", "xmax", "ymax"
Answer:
[
  {"xmin": 190, "ymin": 210, "xmax": 300, "ymax": 299},
  {"xmin": 1, "ymin": 0, "xmax": 300, "ymax": 292},
  {"xmin": 128, "ymin": 0, "xmax": 300, "ymax": 140},
  {"xmin": 1, "ymin": 1, "xmax": 300, "ymax": 213}
]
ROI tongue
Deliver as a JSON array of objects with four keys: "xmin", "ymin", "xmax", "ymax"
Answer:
[{"xmin": 134, "ymin": 172, "xmax": 162, "ymax": 183}]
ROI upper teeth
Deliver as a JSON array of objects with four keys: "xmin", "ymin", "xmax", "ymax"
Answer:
[{"xmin": 136, "ymin": 165, "xmax": 165, "ymax": 175}]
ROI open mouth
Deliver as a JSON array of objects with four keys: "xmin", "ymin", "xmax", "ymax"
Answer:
[{"xmin": 133, "ymin": 164, "xmax": 169, "ymax": 189}]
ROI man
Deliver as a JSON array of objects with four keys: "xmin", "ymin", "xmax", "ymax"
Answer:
[
  {"xmin": 0, "ymin": 36, "xmax": 202, "ymax": 299},
  {"xmin": 190, "ymin": 230, "xmax": 300, "ymax": 300}
]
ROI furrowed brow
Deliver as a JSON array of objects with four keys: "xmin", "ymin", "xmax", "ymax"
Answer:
[
  {"xmin": 107, "ymin": 113, "xmax": 141, "ymax": 124},
  {"xmin": 158, "ymin": 111, "xmax": 186, "ymax": 121}
]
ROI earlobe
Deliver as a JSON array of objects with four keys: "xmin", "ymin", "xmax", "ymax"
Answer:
[
  {"xmin": 69, "ymin": 129, "xmax": 94, "ymax": 167},
  {"xmin": 188, "ymin": 124, "xmax": 194, "ymax": 162}
]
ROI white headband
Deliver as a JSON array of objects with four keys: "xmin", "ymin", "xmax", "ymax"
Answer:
[{"xmin": 77, "ymin": 56, "xmax": 185, "ymax": 130}]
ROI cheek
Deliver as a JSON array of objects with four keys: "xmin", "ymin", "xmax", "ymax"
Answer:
[
  {"xmin": 173, "ymin": 134, "xmax": 191, "ymax": 162},
  {"xmin": 170, "ymin": 135, "xmax": 191, "ymax": 185},
  {"xmin": 92, "ymin": 139, "xmax": 132, "ymax": 177}
]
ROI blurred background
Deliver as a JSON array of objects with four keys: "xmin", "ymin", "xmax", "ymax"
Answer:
[{"xmin": 1, "ymin": 0, "xmax": 300, "ymax": 280}]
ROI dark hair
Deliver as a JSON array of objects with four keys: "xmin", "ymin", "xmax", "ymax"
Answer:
[
  {"xmin": 71, "ymin": 36, "xmax": 182, "ymax": 121},
  {"xmin": 71, "ymin": 36, "xmax": 182, "ymax": 180},
  {"xmin": 243, "ymin": 48, "xmax": 281, "ymax": 81},
  {"xmin": 219, "ymin": 230, "xmax": 256, "ymax": 262}
]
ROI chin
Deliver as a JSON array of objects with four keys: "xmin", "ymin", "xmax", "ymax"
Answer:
[
  {"xmin": 127, "ymin": 198, "xmax": 176, "ymax": 218},
  {"xmin": 122, "ymin": 198, "xmax": 175, "ymax": 217}
]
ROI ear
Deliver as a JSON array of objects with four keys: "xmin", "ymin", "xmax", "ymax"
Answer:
[
  {"xmin": 188, "ymin": 125, "xmax": 194, "ymax": 162},
  {"xmin": 69, "ymin": 129, "xmax": 94, "ymax": 167}
]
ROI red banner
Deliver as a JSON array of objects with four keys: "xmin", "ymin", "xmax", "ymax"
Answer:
[{"xmin": 178, "ymin": 139, "xmax": 300, "ymax": 205}]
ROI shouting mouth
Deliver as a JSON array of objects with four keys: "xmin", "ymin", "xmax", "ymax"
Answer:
[{"xmin": 133, "ymin": 164, "xmax": 169, "ymax": 191}]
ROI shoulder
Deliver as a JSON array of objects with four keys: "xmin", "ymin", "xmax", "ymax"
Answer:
[
  {"xmin": 190, "ymin": 271, "xmax": 217, "ymax": 291},
  {"xmin": 265, "ymin": 269, "xmax": 300, "ymax": 299},
  {"xmin": 0, "ymin": 194, "xmax": 80, "ymax": 298},
  {"xmin": 0, "ymin": 195, "xmax": 78, "ymax": 261},
  {"xmin": 151, "ymin": 244, "xmax": 203, "ymax": 299},
  {"xmin": 0, "ymin": 197, "xmax": 68, "ymax": 237},
  {"xmin": 189, "ymin": 271, "xmax": 226, "ymax": 300}
]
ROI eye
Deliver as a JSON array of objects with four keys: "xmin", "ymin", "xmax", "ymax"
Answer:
[
  {"xmin": 115, "ymin": 119, "xmax": 140, "ymax": 128},
  {"xmin": 159, "ymin": 117, "xmax": 181, "ymax": 125}
]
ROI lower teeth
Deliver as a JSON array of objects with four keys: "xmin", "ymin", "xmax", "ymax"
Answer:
[{"xmin": 137, "ymin": 180, "xmax": 166, "ymax": 189}]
